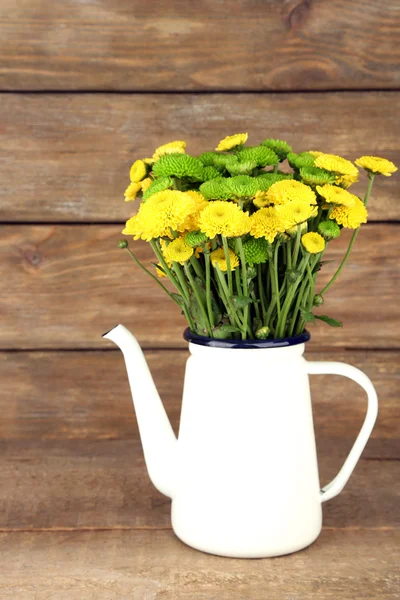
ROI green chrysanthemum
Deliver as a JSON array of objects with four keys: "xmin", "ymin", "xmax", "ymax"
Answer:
[
  {"xmin": 243, "ymin": 237, "xmax": 269, "ymax": 264},
  {"xmin": 255, "ymin": 172, "xmax": 294, "ymax": 191},
  {"xmin": 287, "ymin": 152, "xmax": 316, "ymax": 169},
  {"xmin": 199, "ymin": 178, "xmax": 232, "ymax": 200},
  {"xmin": 142, "ymin": 176, "xmax": 173, "ymax": 200},
  {"xmin": 197, "ymin": 152, "xmax": 221, "ymax": 167},
  {"xmin": 200, "ymin": 166, "xmax": 222, "ymax": 181},
  {"xmin": 318, "ymin": 220, "xmax": 341, "ymax": 241},
  {"xmin": 185, "ymin": 230, "xmax": 208, "ymax": 247},
  {"xmin": 153, "ymin": 153, "xmax": 204, "ymax": 180},
  {"xmin": 236, "ymin": 146, "xmax": 279, "ymax": 167},
  {"xmin": 226, "ymin": 175, "xmax": 259, "ymax": 197},
  {"xmin": 261, "ymin": 138, "xmax": 292, "ymax": 160},
  {"xmin": 299, "ymin": 166, "xmax": 336, "ymax": 186},
  {"xmin": 226, "ymin": 160, "xmax": 257, "ymax": 176}
]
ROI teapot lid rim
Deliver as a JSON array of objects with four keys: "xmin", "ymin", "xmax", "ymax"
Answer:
[{"xmin": 183, "ymin": 328, "xmax": 311, "ymax": 349}]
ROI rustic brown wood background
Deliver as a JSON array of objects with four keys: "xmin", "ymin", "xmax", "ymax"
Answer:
[{"xmin": 0, "ymin": 1, "xmax": 399, "ymax": 597}]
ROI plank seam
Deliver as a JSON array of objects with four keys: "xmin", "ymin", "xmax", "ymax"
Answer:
[
  {"xmin": 0, "ymin": 347, "xmax": 399, "ymax": 353},
  {"xmin": 0, "ymin": 526, "xmax": 396, "ymax": 533},
  {"xmin": 1, "ymin": 89, "xmax": 400, "ymax": 95},
  {"xmin": 1, "ymin": 221, "xmax": 398, "ymax": 226}
]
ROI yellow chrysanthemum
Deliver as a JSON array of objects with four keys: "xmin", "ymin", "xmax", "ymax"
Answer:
[
  {"xmin": 307, "ymin": 150, "xmax": 324, "ymax": 158},
  {"xmin": 156, "ymin": 263, "xmax": 167, "ymax": 278},
  {"xmin": 163, "ymin": 237, "xmax": 194, "ymax": 264},
  {"xmin": 210, "ymin": 247, "xmax": 240, "ymax": 272},
  {"xmin": 253, "ymin": 190, "xmax": 271, "ymax": 208},
  {"xmin": 314, "ymin": 153, "xmax": 359, "ymax": 177},
  {"xmin": 329, "ymin": 197, "xmax": 368, "ymax": 229},
  {"xmin": 152, "ymin": 140, "xmax": 186, "ymax": 162},
  {"xmin": 336, "ymin": 173, "xmax": 359, "ymax": 188},
  {"xmin": 124, "ymin": 181, "xmax": 142, "ymax": 202},
  {"xmin": 275, "ymin": 200, "xmax": 315, "ymax": 230},
  {"xmin": 140, "ymin": 177, "xmax": 152, "ymax": 193},
  {"xmin": 181, "ymin": 191, "xmax": 208, "ymax": 232},
  {"xmin": 266, "ymin": 180, "xmax": 317, "ymax": 206},
  {"xmin": 123, "ymin": 190, "xmax": 196, "ymax": 241},
  {"xmin": 316, "ymin": 184, "xmax": 357, "ymax": 207},
  {"xmin": 215, "ymin": 133, "xmax": 248, "ymax": 152},
  {"xmin": 198, "ymin": 200, "xmax": 250, "ymax": 239},
  {"xmin": 143, "ymin": 158, "xmax": 154, "ymax": 166},
  {"xmin": 302, "ymin": 232, "xmax": 325, "ymax": 254},
  {"xmin": 355, "ymin": 156, "xmax": 398, "ymax": 177},
  {"xmin": 130, "ymin": 160, "xmax": 147, "ymax": 183},
  {"xmin": 249, "ymin": 207, "xmax": 285, "ymax": 243}
]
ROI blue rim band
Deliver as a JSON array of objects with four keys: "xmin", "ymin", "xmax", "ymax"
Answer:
[{"xmin": 183, "ymin": 328, "xmax": 310, "ymax": 349}]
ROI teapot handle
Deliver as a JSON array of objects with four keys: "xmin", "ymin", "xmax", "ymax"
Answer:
[{"xmin": 306, "ymin": 361, "xmax": 378, "ymax": 503}]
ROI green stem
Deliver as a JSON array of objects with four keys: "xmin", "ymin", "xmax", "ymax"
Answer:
[
  {"xmin": 272, "ymin": 241, "xmax": 282, "ymax": 322},
  {"xmin": 236, "ymin": 238, "xmax": 251, "ymax": 339},
  {"xmin": 319, "ymin": 175, "xmax": 375, "ymax": 297},
  {"xmin": 189, "ymin": 255, "xmax": 205, "ymax": 282},
  {"xmin": 204, "ymin": 251, "xmax": 215, "ymax": 329},
  {"xmin": 215, "ymin": 265, "xmax": 246, "ymax": 331},
  {"xmin": 124, "ymin": 247, "xmax": 182, "ymax": 308},
  {"xmin": 257, "ymin": 264, "xmax": 267, "ymax": 321},
  {"xmin": 183, "ymin": 263, "xmax": 212, "ymax": 337},
  {"xmin": 276, "ymin": 254, "xmax": 310, "ymax": 339},
  {"xmin": 222, "ymin": 236, "xmax": 233, "ymax": 296},
  {"xmin": 292, "ymin": 224, "xmax": 302, "ymax": 267},
  {"xmin": 172, "ymin": 261, "xmax": 190, "ymax": 303},
  {"xmin": 150, "ymin": 240, "xmax": 185, "ymax": 299}
]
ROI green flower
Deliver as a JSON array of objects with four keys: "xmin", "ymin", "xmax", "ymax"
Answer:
[
  {"xmin": 197, "ymin": 151, "xmax": 221, "ymax": 167},
  {"xmin": 226, "ymin": 160, "xmax": 257, "ymax": 176},
  {"xmin": 299, "ymin": 166, "xmax": 335, "ymax": 186},
  {"xmin": 142, "ymin": 176, "xmax": 173, "ymax": 200},
  {"xmin": 199, "ymin": 178, "xmax": 232, "ymax": 200},
  {"xmin": 226, "ymin": 175, "xmax": 259, "ymax": 197},
  {"xmin": 236, "ymin": 146, "xmax": 279, "ymax": 167},
  {"xmin": 185, "ymin": 230, "xmax": 208, "ymax": 247},
  {"xmin": 200, "ymin": 166, "xmax": 222, "ymax": 181},
  {"xmin": 255, "ymin": 172, "xmax": 293, "ymax": 191},
  {"xmin": 243, "ymin": 237, "xmax": 268, "ymax": 264},
  {"xmin": 153, "ymin": 153, "xmax": 204, "ymax": 180},
  {"xmin": 198, "ymin": 152, "xmax": 238, "ymax": 172},
  {"xmin": 287, "ymin": 152, "xmax": 315, "ymax": 169},
  {"xmin": 318, "ymin": 220, "xmax": 341, "ymax": 241},
  {"xmin": 261, "ymin": 138, "xmax": 292, "ymax": 160}
]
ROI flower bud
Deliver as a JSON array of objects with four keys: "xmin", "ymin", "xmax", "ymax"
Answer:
[
  {"xmin": 185, "ymin": 231, "xmax": 208, "ymax": 248},
  {"xmin": 256, "ymin": 326, "xmax": 271, "ymax": 339},
  {"xmin": 117, "ymin": 240, "xmax": 128, "ymax": 249},
  {"xmin": 313, "ymin": 294, "xmax": 324, "ymax": 306},
  {"xmin": 318, "ymin": 220, "xmax": 341, "ymax": 241},
  {"xmin": 287, "ymin": 221, "xmax": 308, "ymax": 238}
]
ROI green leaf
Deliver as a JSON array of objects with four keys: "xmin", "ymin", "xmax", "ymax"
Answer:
[
  {"xmin": 232, "ymin": 295, "xmax": 252, "ymax": 309},
  {"xmin": 315, "ymin": 315, "xmax": 343, "ymax": 327},
  {"xmin": 212, "ymin": 325, "xmax": 241, "ymax": 339},
  {"xmin": 246, "ymin": 266, "xmax": 257, "ymax": 281},
  {"xmin": 300, "ymin": 309, "xmax": 316, "ymax": 324}
]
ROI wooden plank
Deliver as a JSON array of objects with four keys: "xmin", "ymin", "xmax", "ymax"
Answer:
[
  {"xmin": 1, "ymin": 1, "xmax": 399, "ymax": 92},
  {"xmin": 1, "ymin": 439, "xmax": 399, "ymax": 531},
  {"xmin": 0, "ymin": 350, "xmax": 398, "ymax": 443},
  {"xmin": 0, "ymin": 530, "xmax": 399, "ymax": 599},
  {"xmin": 0, "ymin": 92, "xmax": 399, "ymax": 222},
  {"xmin": 0, "ymin": 224, "xmax": 398, "ymax": 349},
  {"xmin": 0, "ymin": 350, "xmax": 398, "ymax": 531}
]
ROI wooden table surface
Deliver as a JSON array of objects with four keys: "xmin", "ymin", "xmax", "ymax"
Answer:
[{"xmin": 0, "ymin": 1, "xmax": 399, "ymax": 598}]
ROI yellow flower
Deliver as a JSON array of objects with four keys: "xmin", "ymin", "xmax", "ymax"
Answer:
[
  {"xmin": 163, "ymin": 237, "xmax": 194, "ymax": 264},
  {"xmin": 181, "ymin": 191, "xmax": 208, "ymax": 232},
  {"xmin": 275, "ymin": 200, "xmax": 315, "ymax": 230},
  {"xmin": 124, "ymin": 181, "xmax": 142, "ymax": 202},
  {"xmin": 198, "ymin": 200, "xmax": 250, "ymax": 238},
  {"xmin": 249, "ymin": 207, "xmax": 285, "ymax": 243},
  {"xmin": 253, "ymin": 190, "xmax": 271, "ymax": 208},
  {"xmin": 329, "ymin": 197, "xmax": 368, "ymax": 229},
  {"xmin": 123, "ymin": 190, "xmax": 196, "ymax": 240},
  {"xmin": 316, "ymin": 184, "xmax": 357, "ymax": 207},
  {"xmin": 143, "ymin": 158, "xmax": 154, "ymax": 166},
  {"xmin": 336, "ymin": 173, "xmax": 359, "ymax": 188},
  {"xmin": 215, "ymin": 133, "xmax": 248, "ymax": 152},
  {"xmin": 266, "ymin": 180, "xmax": 317, "ymax": 206},
  {"xmin": 307, "ymin": 150, "xmax": 324, "ymax": 158},
  {"xmin": 130, "ymin": 160, "xmax": 147, "ymax": 183},
  {"xmin": 156, "ymin": 263, "xmax": 167, "ymax": 278},
  {"xmin": 153, "ymin": 140, "xmax": 186, "ymax": 162},
  {"xmin": 140, "ymin": 177, "xmax": 152, "ymax": 193},
  {"xmin": 302, "ymin": 232, "xmax": 325, "ymax": 254},
  {"xmin": 210, "ymin": 247, "xmax": 240, "ymax": 272},
  {"xmin": 355, "ymin": 156, "xmax": 398, "ymax": 177},
  {"xmin": 314, "ymin": 153, "xmax": 359, "ymax": 177}
]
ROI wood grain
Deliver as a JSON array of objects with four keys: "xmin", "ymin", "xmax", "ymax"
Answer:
[
  {"xmin": 0, "ymin": 530, "xmax": 399, "ymax": 599},
  {"xmin": 0, "ymin": 223, "xmax": 398, "ymax": 349},
  {"xmin": 1, "ymin": 1, "xmax": 399, "ymax": 92},
  {"xmin": 0, "ymin": 93, "xmax": 399, "ymax": 222}
]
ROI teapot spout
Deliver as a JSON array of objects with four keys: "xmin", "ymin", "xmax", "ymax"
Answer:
[{"xmin": 103, "ymin": 325, "xmax": 177, "ymax": 498}]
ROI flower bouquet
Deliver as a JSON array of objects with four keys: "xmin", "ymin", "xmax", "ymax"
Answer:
[{"xmin": 119, "ymin": 134, "xmax": 396, "ymax": 340}]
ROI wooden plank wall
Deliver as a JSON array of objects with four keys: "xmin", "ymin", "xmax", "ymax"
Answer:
[{"xmin": 0, "ymin": 1, "xmax": 399, "ymax": 596}]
